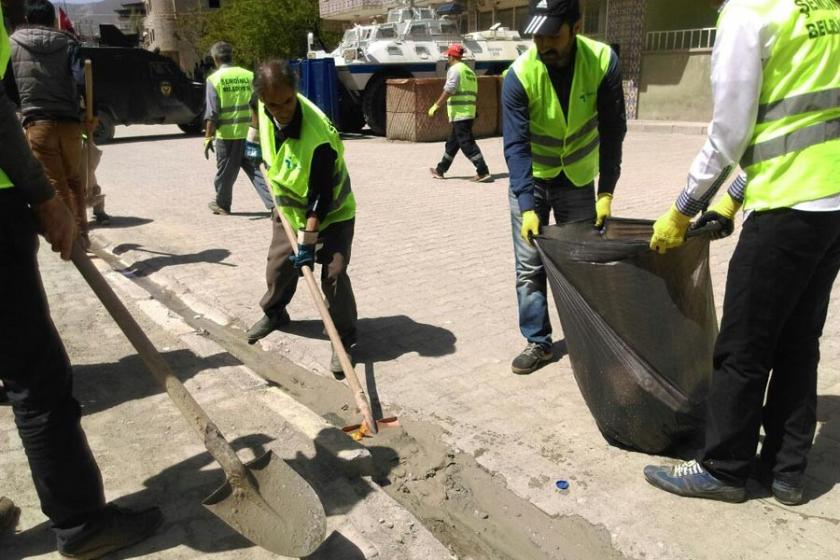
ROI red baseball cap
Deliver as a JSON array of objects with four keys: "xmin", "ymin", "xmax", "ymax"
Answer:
[{"xmin": 445, "ymin": 43, "xmax": 465, "ymax": 58}]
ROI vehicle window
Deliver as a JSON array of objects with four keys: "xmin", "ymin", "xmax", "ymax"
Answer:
[
  {"xmin": 409, "ymin": 23, "xmax": 428, "ymax": 36},
  {"xmin": 441, "ymin": 22, "xmax": 458, "ymax": 35},
  {"xmin": 342, "ymin": 29, "xmax": 357, "ymax": 44},
  {"xmin": 377, "ymin": 25, "xmax": 396, "ymax": 39},
  {"xmin": 149, "ymin": 61, "xmax": 172, "ymax": 77},
  {"xmin": 419, "ymin": 8, "xmax": 434, "ymax": 19}
]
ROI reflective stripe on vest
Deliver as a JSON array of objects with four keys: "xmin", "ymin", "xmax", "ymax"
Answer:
[
  {"xmin": 258, "ymin": 94, "xmax": 356, "ymax": 231},
  {"xmin": 731, "ymin": 0, "xmax": 840, "ymax": 211},
  {"xmin": 446, "ymin": 62, "xmax": 477, "ymax": 121},
  {"xmin": 207, "ymin": 66, "xmax": 254, "ymax": 140},
  {"xmin": 512, "ymin": 37, "xmax": 611, "ymax": 186},
  {"xmin": 1, "ymin": 6, "xmax": 14, "ymax": 189}
]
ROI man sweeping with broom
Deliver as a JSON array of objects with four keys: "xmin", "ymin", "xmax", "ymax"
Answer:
[{"xmin": 244, "ymin": 59, "xmax": 358, "ymax": 379}]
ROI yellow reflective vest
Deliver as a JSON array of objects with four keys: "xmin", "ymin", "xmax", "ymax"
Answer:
[
  {"xmin": 446, "ymin": 62, "xmax": 477, "ymax": 122},
  {"xmin": 512, "ymin": 37, "xmax": 612, "ymax": 186},
  {"xmin": 207, "ymin": 66, "xmax": 254, "ymax": 140},
  {"xmin": 1, "ymin": 4, "xmax": 13, "ymax": 189},
  {"xmin": 730, "ymin": 0, "xmax": 840, "ymax": 211},
  {"xmin": 258, "ymin": 94, "xmax": 355, "ymax": 231}
]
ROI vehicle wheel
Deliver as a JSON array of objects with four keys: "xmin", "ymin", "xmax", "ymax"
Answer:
[
  {"xmin": 178, "ymin": 115, "xmax": 204, "ymax": 135},
  {"xmin": 93, "ymin": 111, "xmax": 115, "ymax": 144},
  {"xmin": 362, "ymin": 74, "xmax": 388, "ymax": 136},
  {"xmin": 338, "ymin": 84, "xmax": 365, "ymax": 134}
]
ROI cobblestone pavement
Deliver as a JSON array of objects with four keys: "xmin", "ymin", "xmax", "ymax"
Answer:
[
  {"xmin": 0, "ymin": 249, "xmax": 451, "ymax": 559},
  {"xmin": 81, "ymin": 125, "xmax": 839, "ymax": 560}
]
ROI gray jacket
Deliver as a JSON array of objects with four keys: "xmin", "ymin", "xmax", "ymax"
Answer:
[{"xmin": 10, "ymin": 25, "xmax": 82, "ymax": 124}]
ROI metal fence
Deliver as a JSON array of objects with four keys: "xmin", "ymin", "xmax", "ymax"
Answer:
[{"xmin": 645, "ymin": 28, "xmax": 717, "ymax": 52}]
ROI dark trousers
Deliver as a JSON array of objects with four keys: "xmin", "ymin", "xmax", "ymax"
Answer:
[
  {"xmin": 0, "ymin": 191, "xmax": 106, "ymax": 529},
  {"xmin": 509, "ymin": 176, "xmax": 596, "ymax": 348},
  {"xmin": 435, "ymin": 119, "xmax": 489, "ymax": 176},
  {"xmin": 213, "ymin": 138, "xmax": 273, "ymax": 211},
  {"xmin": 700, "ymin": 208, "xmax": 840, "ymax": 486},
  {"xmin": 260, "ymin": 212, "xmax": 358, "ymax": 343}
]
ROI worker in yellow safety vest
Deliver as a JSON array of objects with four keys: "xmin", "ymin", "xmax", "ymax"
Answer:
[
  {"xmin": 203, "ymin": 41, "xmax": 273, "ymax": 214},
  {"xmin": 428, "ymin": 43, "xmax": 492, "ymax": 183},
  {"xmin": 245, "ymin": 59, "xmax": 358, "ymax": 378},
  {"xmin": 0, "ymin": 1, "xmax": 163, "ymax": 553},
  {"xmin": 502, "ymin": 0, "xmax": 627, "ymax": 375},
  {"xmin": 646, "ymin": 0, "xmax": 840, "ymax": 506}
]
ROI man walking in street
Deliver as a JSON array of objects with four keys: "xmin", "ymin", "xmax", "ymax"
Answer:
[
  {"xmin": 246, "ymin": 59, "xmax": 358, "ymax": 378},
  {"xmin": 645, "ymin": 0, "xmax": 840, "ymax": 506},
  {"xmin": 1, "ymin": 2, "xmax": 162, "ymax": 555},
  {"xmin": 428, "ymin": 43, "xmax": 492, "ymax": 183},
  {"xmin": 204, "ymin": 41, "xmax": 273, "ymax": 215},
  {"xmin": 503, "ymin": 0, "xmax": 626, "ymax": 374},
  {"xmin": 9, "ymin": 0, "xmax": 94, "ymax": 248}
]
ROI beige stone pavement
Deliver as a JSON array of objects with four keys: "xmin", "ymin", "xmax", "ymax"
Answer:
[{"xmin": 77, "ymin": 125, "xmax": 839, "ymax": 559}]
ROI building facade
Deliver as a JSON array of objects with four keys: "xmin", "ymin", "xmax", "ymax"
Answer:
[
  {"xmin": 319, "ymin": 0, "xmax": 720, "ymax": 121},
  {"xmin": 144, "ymin": 0, "xmax": 222, "ymax": 72}
]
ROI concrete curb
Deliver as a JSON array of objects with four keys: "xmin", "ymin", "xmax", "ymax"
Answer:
[
  {"xmin": 628, "ymin": 120, "xmax": 709, "ymax": 136},
  {"xmin": 91, "ymin": 252, "xmax": 376, "ymax": 478}
]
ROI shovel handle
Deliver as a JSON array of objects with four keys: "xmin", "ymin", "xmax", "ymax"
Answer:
[
  {"xmin": 259, "ymin": 166, "xmax": 377, "ymax": 434},
  {"xmin": 71, "ymin": 244, "xmax": 249, "ymax": 482}
]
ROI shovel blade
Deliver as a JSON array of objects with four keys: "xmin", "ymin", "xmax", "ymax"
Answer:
[{"xmin": 203, "ymin": 451, "xmax": 326, "ymax": 557}]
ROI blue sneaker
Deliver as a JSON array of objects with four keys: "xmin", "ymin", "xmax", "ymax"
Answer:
[{"xmin": 644, "ymin": 460, "xmax": 746, "ymax": 503}]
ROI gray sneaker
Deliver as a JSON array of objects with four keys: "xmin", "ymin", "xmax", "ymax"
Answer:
[
  {"xmin": 330, "ymin": 342, "xmax": 356, "ymax": 380},
  {"xmin": 246, "ymin": 310, "xmax": 290, "ymax": 344},
  {"xmin": 208, "ymin": 201, "xmax": 230, "ymax": 215},
  {"xmin": 57, "ymin": 504, "xmax": 163, "ymax": 559},
  {"xmin": 511, "ymin": 342, "xmax": 553, "ymax": 375}
]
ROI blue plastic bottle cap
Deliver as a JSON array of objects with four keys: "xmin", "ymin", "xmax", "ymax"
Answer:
[{"xmin": 555, "ymin": 480, "xmax": 570, "ymax": 491}]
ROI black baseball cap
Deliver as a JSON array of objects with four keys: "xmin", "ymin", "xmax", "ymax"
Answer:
[{"xmin": 523, "ymin": 0, "xmax": 582, "ymax": 36}]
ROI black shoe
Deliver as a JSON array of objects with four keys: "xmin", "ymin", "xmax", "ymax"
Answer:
[
  {"xmin": 0, "ymin": 497, "xmax": 20, "ymax": 534},
  {"xmin": 58, "ymin": 504, "xmax": 163, "ymax": 560},
  {"xmin": 208, "ymin": 201, "xmax": 230, "ymax": 215},
  {"xmin": 330, "ymin": 342, "xmax": 355, "ymax": 380},
  {"xmin": 511, "ymin": 343, "xmax": 552, "ymax": 375},
  {"xmin": 772, "ymin": 479, "xmax": 804, "ymax": 506},
  {"xmin": 93, "ymin": 212, "xmax": 111, "ymax": 226},
  {"xmin": 246, "ymin": 310, "xmax": 290, "ymax": 344}
]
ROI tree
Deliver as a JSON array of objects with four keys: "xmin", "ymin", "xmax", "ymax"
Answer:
[{"xmin": 193, "ymin": 0, "xmax": 340, "ymax": 69}]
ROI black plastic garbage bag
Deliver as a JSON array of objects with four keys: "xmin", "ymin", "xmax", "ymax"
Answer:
[{"xmin": 535, "ymin": 218, "xmax": 718, "ymax": 454}]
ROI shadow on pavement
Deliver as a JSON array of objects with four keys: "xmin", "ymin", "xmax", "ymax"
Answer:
[
  {"xmin": 111, "ymin": 243, "xmax": 235, "ymax": 277},
  {"xmin": 106, "ymin": 133, "xmax": 187, "ymax": 145},
  {"xmin": 73, "ymin": 349, "xmax": 242, "ymax": 415},
  {"xmin": 280, "ymin": 315, "xmax": 457, "ymax": 363},
  {"xmin": 228, "ymin": 211, "xmax": 271, "ymax": 220},
  {"xmin": 89, "ymin": 216, "xmax": 154, "ymax": 230},
  {"xmin": 806, "ymin": 395, "xmax": 840, "ymax": 501},
  {"xmin": 3, "ymin": 416, "xmax": 402, "ymax": 558}
]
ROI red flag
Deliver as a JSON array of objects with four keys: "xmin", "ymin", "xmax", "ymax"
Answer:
[{"xmin": 59, "ymin": 8, "xmax": 77, "ymax": 37}]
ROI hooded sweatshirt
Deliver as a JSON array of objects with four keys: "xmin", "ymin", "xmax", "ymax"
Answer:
[{"xmin": 10, "ymin": 25, "xmax": 83, "ymax": 125}]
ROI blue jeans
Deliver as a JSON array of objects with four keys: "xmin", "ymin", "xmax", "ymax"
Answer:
[
  {"xmin": 509, "ymin": 176, "xmax": 596, "ymax": 349},
  {"xmin": 214, "ymin": 138, "xmax": 273, "ymax": 211}
]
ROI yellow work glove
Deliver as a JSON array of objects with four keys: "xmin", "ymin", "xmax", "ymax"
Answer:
[
  {"xmin": 520, "ymin": 210, "xmax": 541, "ymax": 245},
  {"xmin": 203, "ymin": 137, "xmax": 214, "ymax": 160},
  {"xmin": 427, "ymin": 103, "xmax": 439, "ymax": 117},
  {"xmin": 650, "ymin": 205, "xmax": 692, "ymax": 254},
  {"xmin": 595, "ymin": 193, "xmax": 612, "ymax": 228},
  {"xmin": 693, "ymin": 193, "xmax": 742, "ymax": 239}
]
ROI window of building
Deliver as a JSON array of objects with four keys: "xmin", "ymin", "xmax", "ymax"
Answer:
[
  {"xmin": 582, "ymin": 0, "xmax": 607, "ymax": 39},
  {"xmin": 476, "ymin": 10, "xmax": 493, "ymax": 31},
  {"xmin": 208, "ymin": 0, "xmax": 220, "ymax": 8},
  {"xmin": 496, "ymin": 8, "xmax": 514, "ymax": 30},
  {"xmin": 514, "ymin": 5, "xmax": 529, "ymax": 34}
]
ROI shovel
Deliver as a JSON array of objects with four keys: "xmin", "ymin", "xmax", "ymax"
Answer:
[{"xmin": 71, "ymin": 244, "xmax": 327, "ymax": 557}]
